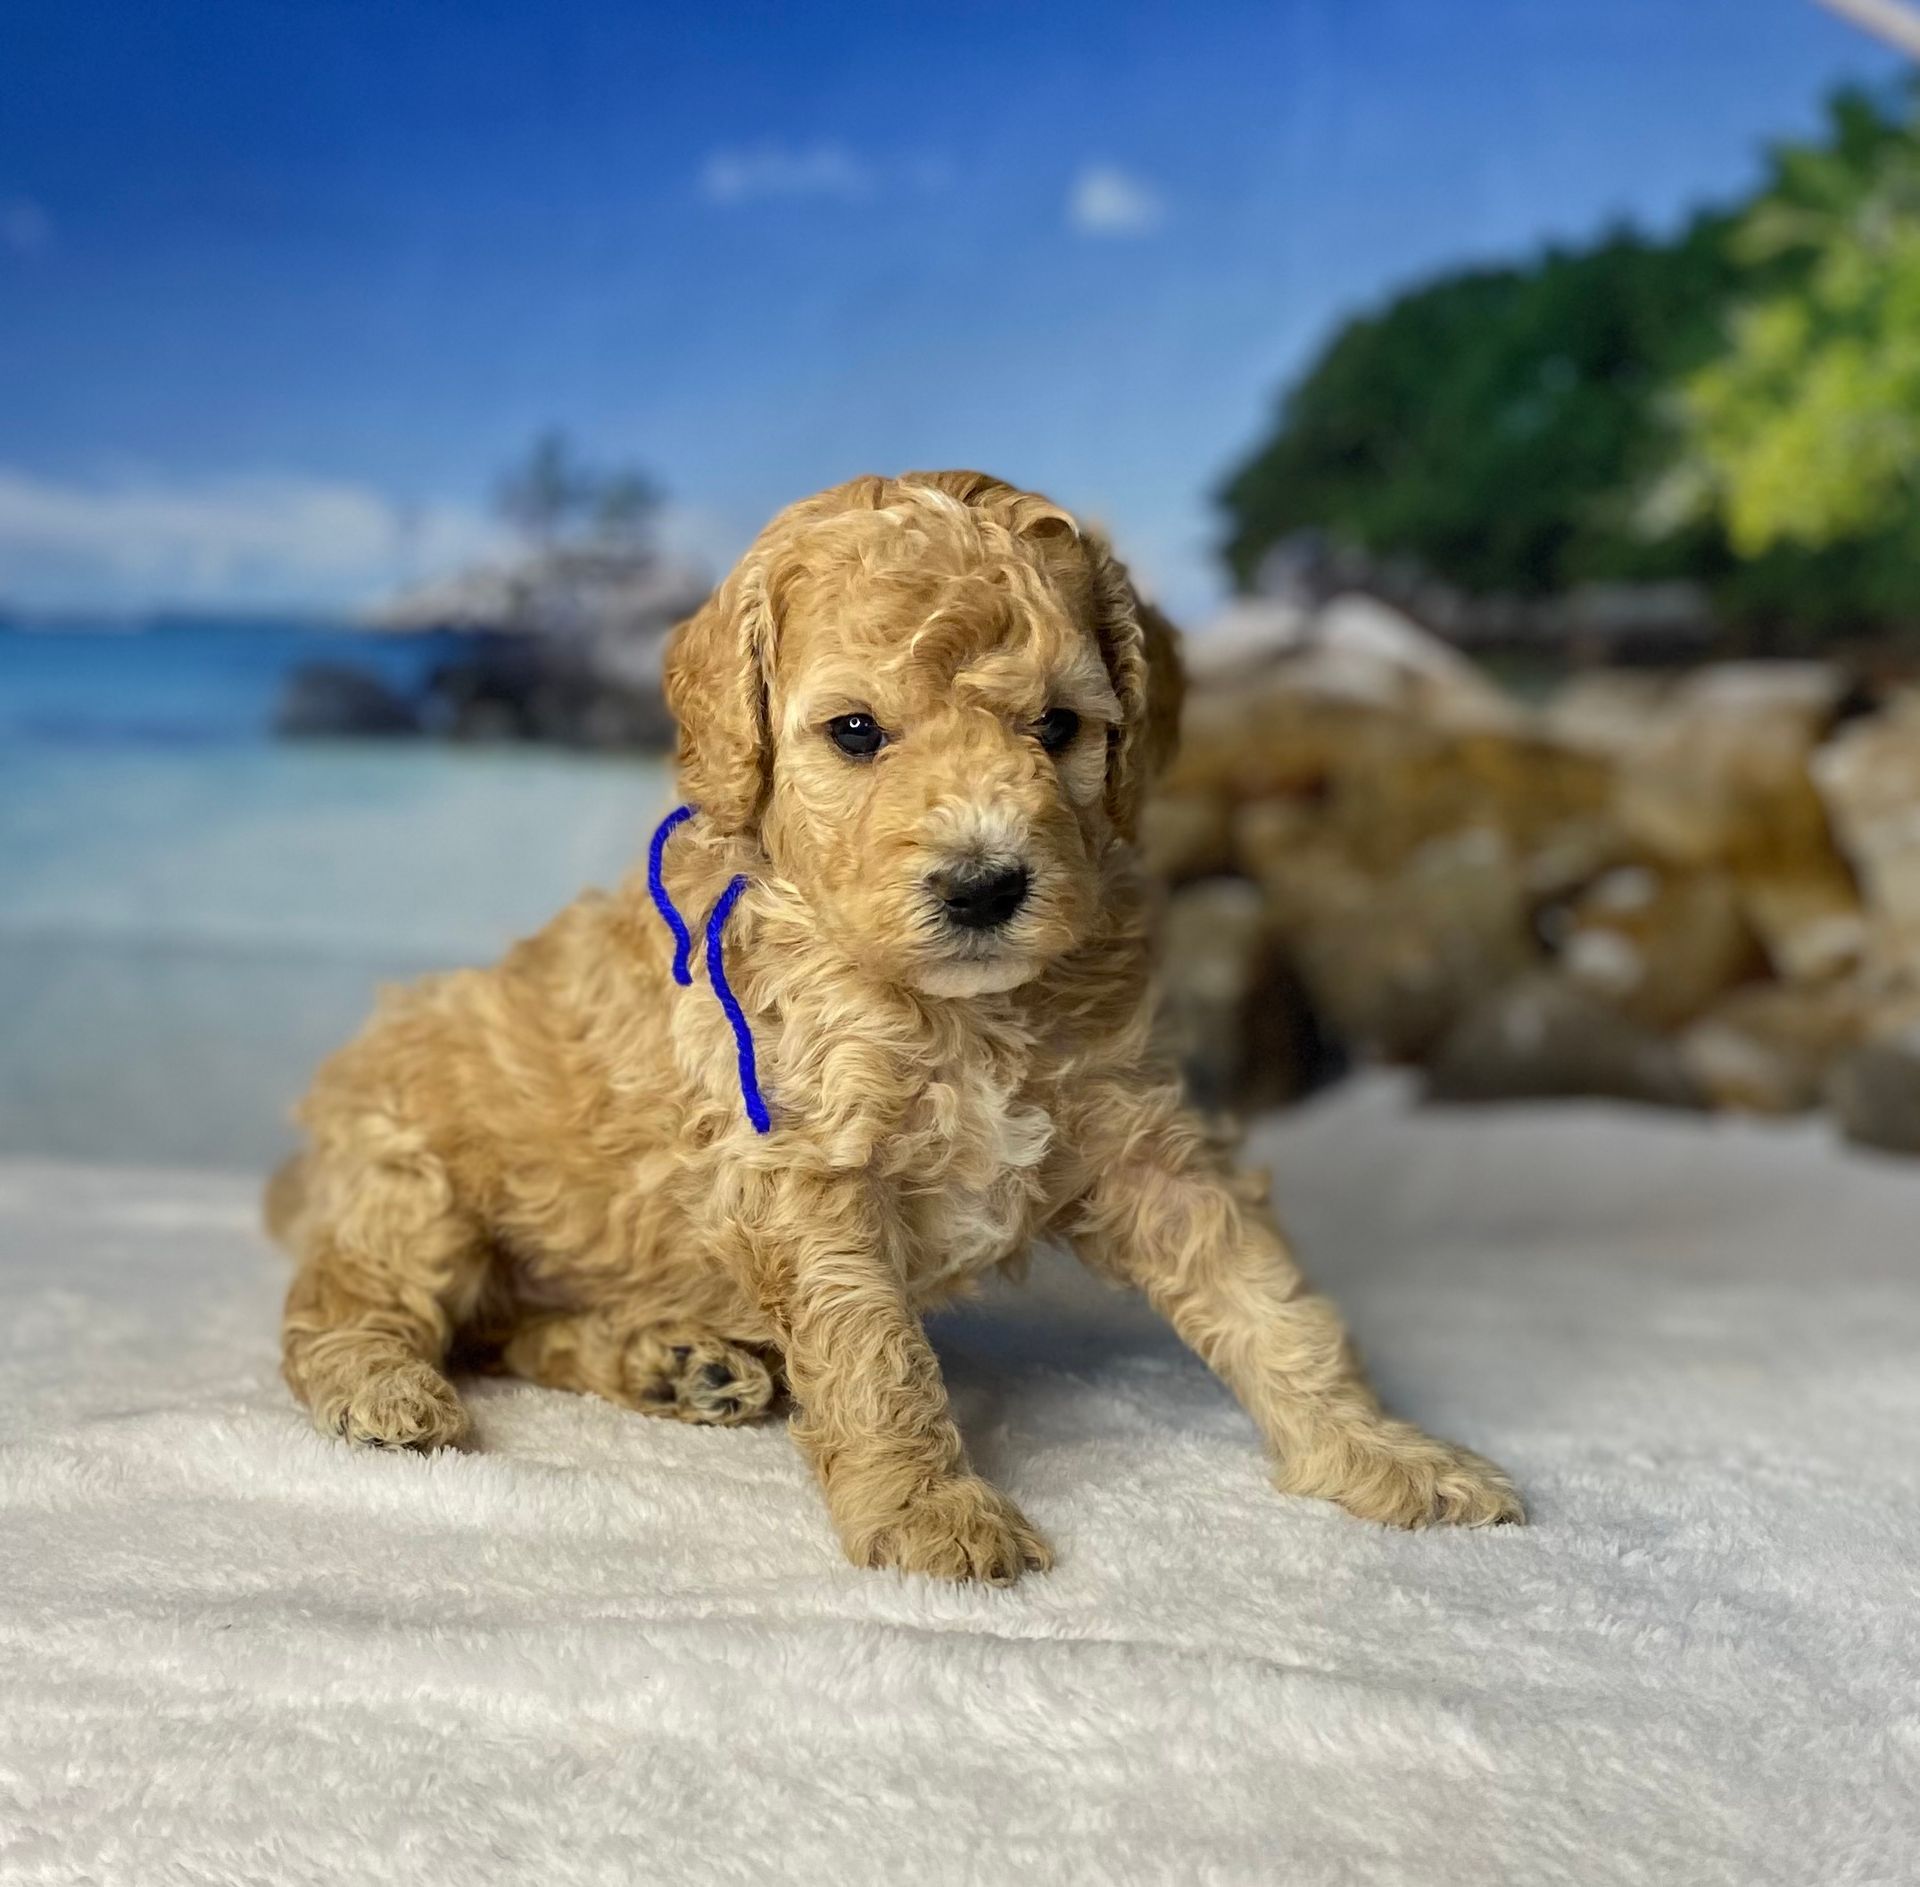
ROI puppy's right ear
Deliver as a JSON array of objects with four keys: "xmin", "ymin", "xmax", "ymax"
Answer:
[{"xmin": 662, "ymin": 565, "xmax": 772, "ymax": 835}]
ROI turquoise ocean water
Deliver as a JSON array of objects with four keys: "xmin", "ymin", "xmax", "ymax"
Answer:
[
  {"xmin": 0, "ymin": 616, "xmax": 475, "ymax": 744},
  {"xmin": 0, "ymin": 622, "xmax": 669, "ymax": 1169}
]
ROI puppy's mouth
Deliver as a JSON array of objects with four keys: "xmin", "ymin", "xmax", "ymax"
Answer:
[
  {"xmin": 913, "ymin": 855, "xmax": 1047, "ymax": 996},
  {"xmin": 915, "ymin": 949, "xmax": 1039, "ymax": 998}
]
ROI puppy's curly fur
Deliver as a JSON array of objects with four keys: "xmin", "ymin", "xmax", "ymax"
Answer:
[{"xmin": 271, "ymin": 471, "xmax": 1521, "ymax": 1580}]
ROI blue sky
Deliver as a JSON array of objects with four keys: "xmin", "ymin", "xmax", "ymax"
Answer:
[{"xmin": 0, "ymin": 0, "xmax": 1904, "ymax": 618}]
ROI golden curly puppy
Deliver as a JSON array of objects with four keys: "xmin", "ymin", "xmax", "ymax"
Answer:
[{"xmin": 270, "ymin": 470, "xmax": 1521, "ymax": 1581}]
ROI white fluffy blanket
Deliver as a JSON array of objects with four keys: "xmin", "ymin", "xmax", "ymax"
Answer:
[{"xmin": 2, "ymin": 1077, "xmax": 1915, "ymax": 1885}]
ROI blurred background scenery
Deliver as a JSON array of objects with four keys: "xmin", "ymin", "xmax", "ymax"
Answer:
[{"xmin": 9, "ymin": 0, "xmax": 1920, "ymax": 1170}]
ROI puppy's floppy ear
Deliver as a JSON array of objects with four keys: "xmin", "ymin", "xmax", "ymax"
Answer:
[
  {"xmin": 662, "ymin": 564, "xmax": 773, "ymax": 835},
  {"xmin": 1084, "ymin": 536, "xmax": 1185, "ymax": 839}
]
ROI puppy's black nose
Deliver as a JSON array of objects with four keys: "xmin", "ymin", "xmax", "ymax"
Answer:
[{"xmin": 933, "ymin": 861, "xmax": 1031, "ymax": 931}]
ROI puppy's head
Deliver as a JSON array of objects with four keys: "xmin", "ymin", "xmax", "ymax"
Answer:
[{"xmin": 664, "ymin": 471, "xmax": 1181, "ymax": 997}]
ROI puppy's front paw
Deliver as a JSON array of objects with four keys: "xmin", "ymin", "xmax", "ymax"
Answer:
[
  {"xmin": 321, "ymin": 1360, "xmax": 470, "ymax": 1452},
  {"xmin": 855, "ymin": 1475, "xmax": 1054, "ymax": 1585},
  {"xmin": 1278, "ymin": 1420, "xmax": 1524, "ymax": 1529}
]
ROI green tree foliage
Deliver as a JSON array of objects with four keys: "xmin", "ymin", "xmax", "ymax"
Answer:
[
  {"xmin": 1220, "ymin": 223, "xmax": 1738, "ymax": 597},
  {"xmin": 1218, "ymin": 83, "xmax": 1920, "ymax": 639},
  {"xmin": 1673, "ymin": 90, "xmax": 1920, "ymax": 561}
]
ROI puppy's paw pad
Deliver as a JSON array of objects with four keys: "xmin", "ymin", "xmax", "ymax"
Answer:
[
  {"xmin": 858, "ymin": 1477, "xmax": 1053, "ymax": 1585},
  {"xmin": 627, "ymin": 1333, "xmax": 776, "ymax": 1426},
  {"xmin": 330, "ymin": 1362, "xmax": 469, "ymax": 1452}
]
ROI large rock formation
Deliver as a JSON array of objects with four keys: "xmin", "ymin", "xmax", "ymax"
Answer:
[
  {"xmin": 1152, "ymin": 589, "xmax": 1920, "ymax": 1144},
  {"xmin": 281, "ymin": 544, "xmax": 712, "ymax": 750},
  {"xmin": 275, "ymin": 664, "xmax": 421, "ymax": 738},
  {"xmin": 1153, "ymin": 879, "xmax": 1342, "ymax": 1113},
  {"xmin": 1427, "ymin": 973, "xmax": 1702, "ymax": 1110}
]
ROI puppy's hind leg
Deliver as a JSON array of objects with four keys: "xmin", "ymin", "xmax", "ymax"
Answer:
[
  {"xmin": 281, "ymin": 1147, "xmax": 482, "ymax": 1452},
  {"xmin": 502, "ymin": 1308, "xmax": 778, "ymax": 1427}
]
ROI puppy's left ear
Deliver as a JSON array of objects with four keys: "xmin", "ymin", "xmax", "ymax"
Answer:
[
  {"xmin": 662, "ymin": 563, "xmax": 773, "ymax": 835},
  {"xmin": 1084, "ymin": 536, "xmax": 1185, "ymax": 839}
]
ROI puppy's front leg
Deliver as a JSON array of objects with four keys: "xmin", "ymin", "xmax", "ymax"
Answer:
[
  {"xmin": 754, "ymin": 1170, "xmax": 1052, "ymax": 1583},
  {"xmin": 1061, "ymin": 1085, "xmax": 1523, "ymax": 1529}
]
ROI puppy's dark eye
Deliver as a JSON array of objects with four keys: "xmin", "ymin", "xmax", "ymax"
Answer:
[
  {"xmin": 1034, "ymin": 707, "xmax": 1081, "ymax": 754},
  {"xmin": 826, "ymin": 712, "xmax": 887, "ymax": 759}
]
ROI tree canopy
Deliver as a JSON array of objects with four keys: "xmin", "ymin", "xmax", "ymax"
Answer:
[{"xmin": 1218, "ymin": 83, "xmax": 1920, "ymax": 640}]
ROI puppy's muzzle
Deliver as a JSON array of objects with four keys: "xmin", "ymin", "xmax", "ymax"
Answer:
[{"xmin": 931, "ymin": 860, "xmax": 1031, "ymax": 932}]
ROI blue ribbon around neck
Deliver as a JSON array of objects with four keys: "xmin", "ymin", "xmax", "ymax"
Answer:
[{"xmin": 646, "ymin": 805, "xmax": 772, "ymax": 1135}]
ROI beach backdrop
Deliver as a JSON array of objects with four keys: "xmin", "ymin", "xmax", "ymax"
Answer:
[{"xmin": 8, "ymin": 0, "xmax": 1920, "ymax": 1172}]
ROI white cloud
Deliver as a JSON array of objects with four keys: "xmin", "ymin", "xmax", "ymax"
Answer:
[
  {"xmin": 700, "ymin": 143, "xmax": 874, "ymax": 205},
  {"xmin": 1066, "ymin": 164, "xmax": 1167, "ymax": 238},
  {"xmin": 0, "ymin": 467, "xmax": 505, "ymax": 612},
  {"xmin": 0, "ymin": 197, "xmax": 51, "ymax": 256}
]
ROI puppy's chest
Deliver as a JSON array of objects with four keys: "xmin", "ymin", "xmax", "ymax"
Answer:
[{"xmin": 894, "ymin": 1054, "xmax": 1063, "ymax": 1295}]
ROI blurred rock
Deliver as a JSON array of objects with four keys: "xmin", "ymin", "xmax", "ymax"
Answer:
[
  {"xmin": 371, "ymin": 541, "xmax": 708, "ymax": 644},
  {"xmin": 1614, "ymin": 662, "xmax": 1851, "ymax": 877},
  {"xmin": 1543, "ymin": 669, "xmax": 1677, "ymax": 758},
  {"xmin": 1813, "ymin": 692, "xmax": 1920, "ymax": 974},
  {"xmin": 1156, "ymin": 879, "xmax": 1339, "ymax": 1112},
  {"xmin": 275, "ymin": 664, "xmax": 420, "ymax": 738},
  {"xmin": 1737, "ymin": 874, "xmax": 1866, "ymax": 985},
  {"xmin": 1591, "ymin": 661, "xmax": 1864, "ymax": 991},
  {"xmin": 1171, "ymin": 686, "xmax": 1392, "ymax": 804},
  {"xmin": 1185, "ymin": 592, "xmax": 1522, "ymax": 731},
  {"xmin": 1177, "ymin": 688, "xmax": 1611, "ymax": 878},
  {"xmin": 1329, "ymin": 726, "xmax": 1615, "ymax": 875},
  {"xmin": 1427, "ymin": 973, "xmax": 1701, "ymax": 1109},
  {"xmin": 1260, "ymin": 828, "xmax": 1538, "ymax": 1062},
  {"xmin": 1561, "ymin": 866, "xmax": 1765, "ymax": 1031},
  {"xmin": 1139, "ymin": 789, "xmax": 1237, "ymax": 886},
  {"xmin": 360, "ymin": 541, "xmax": 709, "ymax": 752},
  {"xmin": 1678, "ymin": 980, "xmax": 1869, "ymax": 1116},
  {"xmin": 424, "ymin": 642, "xmax": 677, "ymax": 749},
  {"xmin": 1521, "ymin": 814, "xmax": 1635, "ymax": 906},
  {"xmin": 1152, "ymin": 607, "xmax": 1920, "ymax": 1138},
  {"xmin": 1173, "ymin": 593, "xmax": 1528, "ymax": 825},
  {"xmin": 1827, "ymin": 1029, "xmax": 1920, "ymax": 1155},
  {"xmin": 1230, "ymin": 797, "xmax": 1325, "ymax": 887}
]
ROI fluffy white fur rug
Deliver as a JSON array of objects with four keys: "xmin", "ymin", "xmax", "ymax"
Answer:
[{"xmin": 2, "ymin": 1076, "xmax": 1915, "ymax": 1885}]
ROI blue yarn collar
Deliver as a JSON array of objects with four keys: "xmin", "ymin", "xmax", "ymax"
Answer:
[{"xmin": 647, "ymin": 805, "xmax": 772, "ymax": 1135}]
